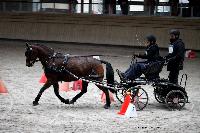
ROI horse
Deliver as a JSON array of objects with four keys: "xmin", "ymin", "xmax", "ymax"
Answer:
[{"xmin": 25, "ymin": 43, "xmax": 116, "ymax": 109}]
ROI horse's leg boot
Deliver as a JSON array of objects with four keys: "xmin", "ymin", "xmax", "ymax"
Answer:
[
  {"xmin": 69, "ymin": 100, "xmax": 75, "ymax": 105},
  {"xmin": 104, "ymin": 104, "xmax": 110, "ymax": 109},
  {"xmin": 64, "ymin": 99, "xmax": 69, "ymax": 104},
  {"xmin": 33, "ymin": 101, "xmax": 39, "ymax": 106}
]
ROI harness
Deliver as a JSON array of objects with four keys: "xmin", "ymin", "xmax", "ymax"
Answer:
[
  {"xmin": 46, "ymin": 53, "xmax": 106, "ymax": 81},
  {"xmin": 50, "ymin": 52, "xmax": 69, "ymax": 65}
]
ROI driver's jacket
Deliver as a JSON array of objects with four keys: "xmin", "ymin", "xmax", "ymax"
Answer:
[{"xmin": 136, "ymin": 43, "xmax": 160, "ymax": 62}]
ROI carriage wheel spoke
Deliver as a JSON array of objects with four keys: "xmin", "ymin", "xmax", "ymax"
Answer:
[
  {"xmin": 179, "ymin": 99, "xmax": 185, "ymax": 103},
  {"xmin": 138, "ymin": 101, "xmax": 146, "ymax": 109},
  {"xmin": 138, "ymin": 92, "xmax": 144, "ymax": 97},
  {"xmin": 140, "ymin": 97, "xmax": 148, "ymax": 99},
  {"xmin": 177, "ymin": 103, "xmax": 182, "ymax": 108}
]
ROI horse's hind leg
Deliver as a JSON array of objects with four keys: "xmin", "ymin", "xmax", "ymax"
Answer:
[
  {"xmin": 98, "ymin": 86, "xmax": 111, "ymax": 109},
  {"xmin": 53, "ymin": 83, "xmax": 69, "ymax": 104},
  {"xmin": 33, "ymin": 82, "xmax": 51, "ymax": 106},
  {"xmin": 69, "ymin": 81, "xmax": 88, "ymax": 104}
]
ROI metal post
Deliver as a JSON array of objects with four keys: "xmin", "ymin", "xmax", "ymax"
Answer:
[
  {"xmin": 19, "ymin": 2, "xmax": 22, "ymax": 11},
  {"xmin": 53, "ymin": 2, "xmax": 55, "ymax": 13},
  {"xmin": 40, "ymin": 2, "xmax": 42, "ymax": 11},
  {"xmin": 2, "ymin": 2, "xmax": 6, "ymax": 12},
  {"xmin": 149, "ymin": 6, "xmax": 150, "ymax": 16},
  {"xmin": 89, "ymin": 0, "xmax": 92, "ymax": 14},
  {"xmin": 81, "ymin": 0, "xmax": 84, "ymax": 13},
  {"xmin": 180, "ymin": 7, "xmax": 182, "ymax": 17},
  {"xmin": 191, "ymin": 7, "xmax": 193, "ymax": 17},
  {"xmin": 154, "ymin": 5, "xmax": 157, "ymax": 16}
]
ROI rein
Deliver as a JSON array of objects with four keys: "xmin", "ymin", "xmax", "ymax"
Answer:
[
  {"xmin": 67, "ymin": 54, "xmax": 133, "ymax": 58},
  {"xmin": 57, "ymin": 66, "xmax": 118, "ymax": 91},
  {"xmin": 58, "ymin": 54, "xmax": 133, "ymax": 58}
]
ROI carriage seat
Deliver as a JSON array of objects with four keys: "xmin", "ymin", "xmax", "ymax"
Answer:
[{"xmin": 142, "ymin": 61, "xmax": 164, "ymax": 81}]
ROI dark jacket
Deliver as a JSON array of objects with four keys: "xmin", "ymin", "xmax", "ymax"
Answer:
[
  {"xmin": 136, "ymin": 43, "xmax": 160, "ymax": 62},
  {"xmin": 166, "ymin": 39, "xmax": 185, "ymax": 71}
]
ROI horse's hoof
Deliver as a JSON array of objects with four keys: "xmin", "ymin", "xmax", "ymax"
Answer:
[
  {"xmin": 65, "ymin": 99, "xmax": 69, "ymax": 104},
  {"xmin": 104, "ymin": 104, "xmax": 110, "ymax": 109},
  {"xmin": 69, "ymin": 100, "xmax": 75, "ymax": 105},
  {"xmin": 33, "ymin": 101, "xmax": 39, "ymax": 106}
]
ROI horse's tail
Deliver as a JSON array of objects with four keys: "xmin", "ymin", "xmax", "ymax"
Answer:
[{"xmin": 100, "ymin": 60, "xmax": 116, "ymax": 93}]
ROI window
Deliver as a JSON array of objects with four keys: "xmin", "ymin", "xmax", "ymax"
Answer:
[
  {"xmin": 157, "ymin": 6, "xmax": 170, "ymax": 12},
  {"xmin": 42, "ymin": 3, "xmax": 54, "ymax": 9},
  {"xmin": 179, "ymin": 0, "xmax": 189, "ymax": 3},
  {"xmin": 159, "ymin": 0, "xmax": 169, "ymax": 2},
  {"xmin": 130, "ymin": 5, "xmax": 144, "ymax": 11},
  {"xmin": 129, "ymin": 0, "xmax": 144, "ymax": 1},
  {"xmin": 55, "ymin": 3, "xmax": 69, "ymax": 9}
]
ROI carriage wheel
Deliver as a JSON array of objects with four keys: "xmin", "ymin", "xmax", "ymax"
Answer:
[
  {"xmin": 154, "ymin": 92, "xmax": 165, "ymax": 103},
  {"xmin": 133, "ymin": 88, "xmax": 149, "ymax": 111},
  {"xmin": 165, "ymin": 90, "xmax": 186, "ymax": 111},
  {"xmin": 116, "ymin": 88, "xmax": 126, "ymax": 103}
]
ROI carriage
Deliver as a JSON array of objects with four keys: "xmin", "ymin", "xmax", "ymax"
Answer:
[{"xmin": 115, "ymin": 57, "xmax": 189, "ymax": 111}]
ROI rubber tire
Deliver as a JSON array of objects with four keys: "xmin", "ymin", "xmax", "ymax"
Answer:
[{"xmin": 165, "ymin": 90, "xmax": 186, "ymax": 111}]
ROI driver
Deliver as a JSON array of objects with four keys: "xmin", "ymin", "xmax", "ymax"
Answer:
[{"xmin": 117, "ymin": 34, "xmax": 161, "ymax": 81}]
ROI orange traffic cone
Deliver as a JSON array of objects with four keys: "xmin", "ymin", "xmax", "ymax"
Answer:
[
  {"xmin": 101, "ymin": 91, "xmax": 115, "ymax": 103},
  {"xmin": 118, "ymin": 95, "xmax": 131, "ymax": 115},
  {"xmin": 72, "ymin": 80, "xmax": 82, "ymax": 91},
  {"xmin": 0, "ymin": 80, "xmax": 8, "ymax": 94},
  {"xmin": 39, "ymin": 73, "xmax": 47, "ymax": 83},
  {"xmin": 59, "ymin": 82, "xmax": 70, "ymax": 92}
]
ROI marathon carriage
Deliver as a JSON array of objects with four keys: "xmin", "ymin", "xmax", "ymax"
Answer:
[{"xmin": 115, "ymin": 56, "xmax": 189, "ymax": 111}]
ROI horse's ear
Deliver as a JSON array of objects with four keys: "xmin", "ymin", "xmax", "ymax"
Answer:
[{"xmin": 26, "ymin": 42, "xmax": 31, "ymax": 48}]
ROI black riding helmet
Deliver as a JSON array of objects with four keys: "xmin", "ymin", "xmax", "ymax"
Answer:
[
  {"xmin": 146, "ymin": 35, "xmax": 156, "ymax": 44},
  {"xmin": 170, "ymin": 29, "xmax": 180, "ymax": 39}
]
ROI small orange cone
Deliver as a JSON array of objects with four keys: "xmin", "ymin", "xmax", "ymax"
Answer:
[
  {"xmin": 101, "ymin": 92, "xmax": 115, "ymax": 103},
  {"xmin": 118, "ymin": 95, "xmax": 131, "ymax": 115},
  {"xmin": 59, "ymin": 82, "xmax": 70, "ymax": 92},
  {"xmin": 72, "ymin": 80, "xmax": 82, "ymax": 91},
  {"xmin": 0, "ymin": 80, "xmax": 8, "ymax": 94},
  {"xmin": 39, "ymin": 73, "xmax": 47, "ymax": 83}
]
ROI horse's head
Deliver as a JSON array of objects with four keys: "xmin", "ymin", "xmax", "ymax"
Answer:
[{"xmin": 25, "ymin": 43, "xmax": 39, "ymax": 67}]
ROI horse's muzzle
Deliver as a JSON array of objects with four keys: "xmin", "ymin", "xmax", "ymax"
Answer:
[{"xmin": 26, "ymin": 62, "xmax": 34, "ymax": 67}]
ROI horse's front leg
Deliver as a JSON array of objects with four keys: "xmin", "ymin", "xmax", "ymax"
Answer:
[
  {"xmin": 53, "ymin": 83, "xmax": 69, "ymax": 104},
  {"xmin": 33, "ymin": 82, "xmax": 51, "ymax": 106},
  {"xmin": 69, "ymin": 81, "xmax": 88, "ymax": 104}
]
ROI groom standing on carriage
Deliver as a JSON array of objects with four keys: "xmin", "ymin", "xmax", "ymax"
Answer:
[{"xmin": 165, "ymin": 29, "xmax": 185, "ymax": 84}]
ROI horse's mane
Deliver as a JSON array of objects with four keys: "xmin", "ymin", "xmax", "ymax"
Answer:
[{"xmin": 33, "ymin": 44, "xmax": 54, "ymax": 54}]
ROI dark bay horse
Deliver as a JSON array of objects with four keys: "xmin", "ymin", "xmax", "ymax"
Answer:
[{"xmin": 25, "ymin": 43, "xmax": 116, "ymax": 109}]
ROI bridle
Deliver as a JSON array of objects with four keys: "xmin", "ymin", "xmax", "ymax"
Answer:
[
  {"xmin": 29, "ymin": 58, "xmax": 40, "ymax": 66},
  {"xmin": 25, "ymin": 47, "xmax": 40, "ymax": 66}
]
